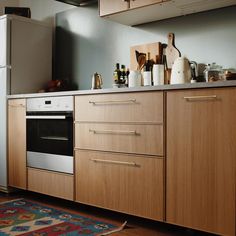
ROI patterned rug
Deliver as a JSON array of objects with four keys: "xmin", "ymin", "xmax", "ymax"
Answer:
[{"xmin": 0, "ymin": 199, "xmax": 126, "ymax": 236}]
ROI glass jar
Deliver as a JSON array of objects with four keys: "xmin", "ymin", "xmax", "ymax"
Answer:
[{"xmin": 203, "ymin": 63, "xmax": 224, "ymax": 82}]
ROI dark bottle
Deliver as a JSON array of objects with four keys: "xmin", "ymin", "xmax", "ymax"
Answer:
[
  {"xmin": 113, "ymin": 63, "xmax": 121, "ymax": 84},
  {"xmin": 126, "ymin": 68, "xmax": 130, "ymax": 77},
  {"xmin": 145, "ymin": 52, "xmax": 153, "ymax": 71},
  {"xmin": 125, "ymin": 68, "xmax": 130, "ymax": 86},
  {"xmin": 120, "ymin": 64, "xmax": 126, "ymax": 84}
]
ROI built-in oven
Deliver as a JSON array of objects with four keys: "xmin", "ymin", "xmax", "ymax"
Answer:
[{"xmin": 26, "ymin": 96, "xmax": 74, "ymax": 174}]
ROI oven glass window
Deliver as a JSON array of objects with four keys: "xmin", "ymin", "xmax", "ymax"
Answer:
[{"xmin": 27, "ymin": 114, "xmax": 73, "ymax": 156}]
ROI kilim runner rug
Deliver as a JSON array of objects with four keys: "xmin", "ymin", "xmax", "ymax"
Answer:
[{"xmin": 0, "ymin": 199, "xmax": 126, "ymax": 236}]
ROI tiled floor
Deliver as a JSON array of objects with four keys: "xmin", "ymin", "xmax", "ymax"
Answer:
[{"xmin": 0, "ymin": 191, "xmax": 214, "ymax": 236}]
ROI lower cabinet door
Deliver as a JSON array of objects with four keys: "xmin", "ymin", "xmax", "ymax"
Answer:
[
  {"xmin": 8, "ymin": 99, "xmax": 26, "ymax": 189},
  {"xmin": 27, "ymin": 168, "xmax": 74, "ymax": 201},
  {"xmin": 75, "ymin": 150, "xmax": 164, "ymax": 221},
  {"xmin": 166, "ymin": 88, "xmax": 236, "ymax": 236}
]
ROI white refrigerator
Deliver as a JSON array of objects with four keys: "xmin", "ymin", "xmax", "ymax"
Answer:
[{"xmin": 0, "ymin": 15, "xmax": 52, "ymax": 192}]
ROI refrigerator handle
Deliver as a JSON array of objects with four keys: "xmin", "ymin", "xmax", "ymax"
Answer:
[{"xmin": 0, "ymin": 65, "xmax": 11, "ymax": 69}]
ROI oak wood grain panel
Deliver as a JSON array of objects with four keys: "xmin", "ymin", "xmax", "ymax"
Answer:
[
  {"xmin": 75, "ymin": 92, "xmax": 163, "ymax": 123},
  {"xmin": 75, "ymin": 123, "xmax": 163, "ymax": 156},
  {"xmin": 75, "ymin": 150, "xmax": 164, "ymax": 221},
  {"xmin": 166, "ymin": 88, "xmax": 236, "ymax": 236},
  {"xmin": 130, "ymin": 0, "xmax": 163, "ymax": 9},
  {"xmin": 99, "ymin": 0, "xmax": 129, "ymax": 16},
  {"xmin": 27, "ymin": 168, "xmax": 74, "ymax": 201},
  {"xmin": 8, "ymin": 99, "xmax": 26, "ymax": 189}
]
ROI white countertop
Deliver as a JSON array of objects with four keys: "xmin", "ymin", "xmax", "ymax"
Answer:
[{"xmin": 7, "ymin": 80, "xmax": 236, "ymax": 99}]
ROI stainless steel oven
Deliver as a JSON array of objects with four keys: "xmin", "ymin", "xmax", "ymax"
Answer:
[{"xmin": 26, "ymin": 96, "xmax": 74, "ymax": 174}]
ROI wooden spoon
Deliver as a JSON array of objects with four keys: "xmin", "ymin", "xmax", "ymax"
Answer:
[{"xmin": 136, "ymin": 52, "xmax": 146, "ymax": 71}]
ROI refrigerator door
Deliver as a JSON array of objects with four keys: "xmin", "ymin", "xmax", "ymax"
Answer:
[
  {"xmin": 10, "ymin": 18, "xmax": 52, "ymax": 94},
  {"xmin": 0, "ymin": 67, "xmax": 10, "ymax": 191},
  {"xmin": 0, "ymin": 17, "xmax": 10, "ymax": 68}
]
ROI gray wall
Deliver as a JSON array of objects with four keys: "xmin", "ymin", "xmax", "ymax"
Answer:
[
  {"xmin": 55, "ymin": 5, "xmax": 236, "ymax": 90},
  {"xmin": 18, "ymin": 0, "xmax": 75, "ymax": 25}
]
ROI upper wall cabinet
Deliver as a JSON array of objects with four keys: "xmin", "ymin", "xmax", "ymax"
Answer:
[
  {"xmin": 99, "ymin": 0, "xmax": 236, "ymax": 26},
  {"xmin": 99, "ymin": 0, "xmax": 129, "ymax": 16}
]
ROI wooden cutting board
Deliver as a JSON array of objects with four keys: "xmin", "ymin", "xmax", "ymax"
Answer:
[
  {"xmin": 165, "ymin": 33, "xmax": 181, "ymax": 69},
  {"xmin": 130, "ymin": 42, "xmax": 162, "ymax": 71}
]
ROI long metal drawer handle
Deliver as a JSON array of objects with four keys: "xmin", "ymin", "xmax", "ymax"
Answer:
[
  {"xmin": 89, "ymin": 129, "xmax": 138, "ymax": 135},
  {"xmin": 26, "ymin": 115, "xmax": 66, "ymax": 119},
  {"xmin": 91, "ymin": 158, "xmax": 137, "ymax": 167},
  {"xmin": 89, "ymin": 99, "xmax": 136, "ymax": 105},
  {"xmin": 183, "ymin": 95, "xmax": 217, "ymax": 101}
]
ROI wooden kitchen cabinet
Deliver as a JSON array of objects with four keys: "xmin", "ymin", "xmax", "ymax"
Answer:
[
  {"xmin": 8, "ymin": 99, "xmax": 26, "ymax": 189},
  {"xmin": 74, "ymin": 91, "xmax": 165, "ymax": 220},
  {"xmin": 99, "ymin": 0, "xmax": 236, "ymax": 26},
  {"xmin": 27, "ymin": 168, "xmax": 74, "ymax": 201},
  {"xmin": 99, "ymin": 0, "xmax": 163, "ymax": 16},
  {"xmin": 166, "ymin": 88, "xmax": 236, "ymax": 235},
  {"xmin": 75, "ymin": 150, "xmax": 164, "ymax": 221},
  {"xmin": 99, "ymin": 0, "xmax": 129, "ymax": 16}
]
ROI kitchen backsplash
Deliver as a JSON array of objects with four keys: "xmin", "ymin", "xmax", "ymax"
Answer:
[{"xmin": 55, "ymin": 5, "xmax": 236, "ymax": 90}]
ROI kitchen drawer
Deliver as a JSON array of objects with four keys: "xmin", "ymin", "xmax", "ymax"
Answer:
[
  {"xmin": 75, "ymin": 91, "xmax": 163, "ymax": 123},
  {"xmin": 75, "ymin": 123, "xmax": 163, "ymax": 156},
  {"xmin": 27, "ymin": 168, "xmax": 74, "ymax": 201},
  {"xmin": 75, "ymin": 149, "xmax": 164, "ymax": 221}
]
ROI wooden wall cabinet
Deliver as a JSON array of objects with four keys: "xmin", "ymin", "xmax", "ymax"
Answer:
[
  {"xmin": 8, "ymin": 99, "xmax": 26, "ymax": 189},
  {"xmin": 99, "ymin": 0, "xmax": 236, "ymax": 26},
  {"xmin": 166, "ymin": 88, "xmax": 236, "ymax": 236},
  {"xmin": 99, "ymin": 0, "xmax": 129, "ymax": 16},
  {"xmin": 99, "ymin": 0, "xmax": 163, "ymax": 16},
  {"xmin": 75, "ymin": 91, "xmax": 165, "ymax": 221}
]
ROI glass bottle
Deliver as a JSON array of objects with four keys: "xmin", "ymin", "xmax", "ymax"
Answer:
[{"xmin": 113, "ymin": 63, "xmax": 121, "ymax": 84}]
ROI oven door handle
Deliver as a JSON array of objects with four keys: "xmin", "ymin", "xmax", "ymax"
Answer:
[{"xmin": 26, "ymin": 115, "xmax": 67, "ymax": 119}]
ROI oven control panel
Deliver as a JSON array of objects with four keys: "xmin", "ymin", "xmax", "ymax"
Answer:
[{"xmin": 27, "ymin": 96, "xmax": 73, "ymax": 112}]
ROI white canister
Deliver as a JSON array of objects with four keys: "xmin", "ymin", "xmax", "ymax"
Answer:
[
  {"xmin": 128, "ymin": 70, "xmax": 142, "ymax": 88},
  {"xmin": 143, "ymin": 71, "xmax": 152, "ymax": 86},
  {"xmin": 153, "ymin": 64, "xmax": 164, "ymax": 86}
]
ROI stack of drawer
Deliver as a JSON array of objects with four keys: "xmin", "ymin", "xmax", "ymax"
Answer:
[{"xmin": 74, "ymin": 91, "xmax": 164, "ymax": 220}]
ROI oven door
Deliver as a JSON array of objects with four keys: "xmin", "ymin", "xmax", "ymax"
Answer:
[{"xmin": 26, "ymin": 112, "xmax": 73, "ymax": 174}]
